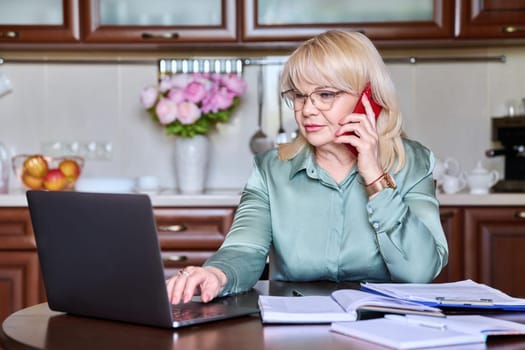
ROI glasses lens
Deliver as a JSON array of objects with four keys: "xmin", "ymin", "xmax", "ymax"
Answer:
[
  {"xmin": 282, "ymin": 90, "xmax": 342, "ymax": 111},
  {"xmin": 282, "ymin": 91, "xmax": 298, "ymax": 110},
  {"xmin": 311, "ymin": 91, "xmax": 337, "ymax": 111}
]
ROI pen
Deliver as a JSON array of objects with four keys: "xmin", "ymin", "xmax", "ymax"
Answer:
[
  {"xmin": 292, "ymin": 289, "xmax": 304, "ymax": 297},
  {"xmin": 435, "ymin": 297, "xmax": 493, "ymax": 306},
  {"xmin": 384, "ymin": 314, "xmax": 448, "ymax": 330}
]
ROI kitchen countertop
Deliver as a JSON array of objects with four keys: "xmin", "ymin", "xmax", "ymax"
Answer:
[
  {"xmin": 0, "ymin": 189, "xmax": 243, "ymax": 207},
  {"xmin": 0, "ymin": 190, "xmax": 524, "ymax": 207}
]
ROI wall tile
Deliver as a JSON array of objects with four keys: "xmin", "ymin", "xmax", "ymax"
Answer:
[{"xmin": 1, "ymin": 47, "xmax": 524, "ymax": 191}]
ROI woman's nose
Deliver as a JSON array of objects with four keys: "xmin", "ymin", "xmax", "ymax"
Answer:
[{"xmin": 301, "ymin": 97, "xmax": 318, "ymax": 115}]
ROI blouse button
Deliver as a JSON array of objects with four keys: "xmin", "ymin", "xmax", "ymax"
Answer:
[
  {"xmin": 367, "ymin": 205, "xmax": 374, "ymax": 214},
  {"xmin": 372, "ymin": 222, "xmax": 380, "ymax": 230}
]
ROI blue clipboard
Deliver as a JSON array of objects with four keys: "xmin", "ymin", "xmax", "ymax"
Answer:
[{"xmin": 360, "ymin": 283, "xmax": 525, "ymax": 311}]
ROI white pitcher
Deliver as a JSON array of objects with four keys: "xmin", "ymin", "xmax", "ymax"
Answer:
[
  {"xmin": 434, "ymin": 157, "xmax": 461, "ymax": 185},
  {"xmin": 0, "ymin": 142, "xmax": 9, "ymax": 193},
  {"xmin": 441, "ymin": 174, "xmax": 466, "ymax": 194}
]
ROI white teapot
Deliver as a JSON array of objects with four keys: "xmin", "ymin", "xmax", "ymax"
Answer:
[{"xmin": 465, "ymin": 161, "xmax": 500, "ymax": 195}]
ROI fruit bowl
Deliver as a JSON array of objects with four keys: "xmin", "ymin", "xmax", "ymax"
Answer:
[{"xmin": 11, "ymin": 154, "xmax": 84, "ymax": 191}]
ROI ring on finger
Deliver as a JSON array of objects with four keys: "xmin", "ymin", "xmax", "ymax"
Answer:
[{"xmin": 178, "ymin": 269, "xmax": 190, "ymax": 277}]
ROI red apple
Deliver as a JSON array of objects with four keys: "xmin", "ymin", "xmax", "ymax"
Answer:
[
  {"xmin": 21, "ymin": 171, "xmax": 44, "ymax": 189},
  {"xmin": 43, "ymin": 168, "xmax": 67, "ymax": 191},
  {"xmin": 59, "ymin": 159, "xmax": 81, "ymax": 183},
  {"xmin": 23, "ymin": 155, "xmax": 48, "ymax": 177}
]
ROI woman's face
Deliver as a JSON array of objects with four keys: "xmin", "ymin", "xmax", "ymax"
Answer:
[{"xmin": 293, "ymin": 81, "xmax": 359, "ymax": 150}]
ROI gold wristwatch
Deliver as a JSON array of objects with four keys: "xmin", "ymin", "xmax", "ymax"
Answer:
[{"xmin": 365, "ymin": 173, "xmax": 397, "ymax": 196}]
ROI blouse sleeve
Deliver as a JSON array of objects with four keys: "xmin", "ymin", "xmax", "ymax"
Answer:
[
  {"xmin": 203, "ymin": 156, "xmax": 273, "ymax": 295},
  {"xmin": 365, "ymin": 146, "xmax": 449, "ymax": 283}
]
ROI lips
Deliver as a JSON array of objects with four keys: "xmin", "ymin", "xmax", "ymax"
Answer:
[{"xmin": 304, "ymin": 124, "xmax": 324, "ymax": 132}]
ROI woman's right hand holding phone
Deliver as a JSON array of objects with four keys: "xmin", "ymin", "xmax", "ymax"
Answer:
[{"xmin": 336, "ymin": 93, "xmax": 384, "ymax": 185}]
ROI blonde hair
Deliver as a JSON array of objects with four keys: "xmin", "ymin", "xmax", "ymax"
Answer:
[{"xmin": 278, "ymin": 30, "xmax": 405, "ymax": 172}]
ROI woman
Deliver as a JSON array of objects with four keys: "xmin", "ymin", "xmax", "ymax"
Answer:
[{"xmin": 167, "ymin": 30, "xmax": 448, "ymax": 304}]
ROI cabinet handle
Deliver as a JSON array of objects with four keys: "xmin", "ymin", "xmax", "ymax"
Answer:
[
  {"xmin": 515, "ymin": 211, "xmax": 525, "ymax": 219},
  {"xmin": 158, "ymin": 224, "xmax": 187, "ymax": 232},
  {"xmin": 163, "ymin": 255, "xmax": 188, "ymax": 263},
  {"xmin": 502, "ymin": 26, "xmax": 525, "ymax": 33},
  {"xmin": 0, "ymin": 31, "xmax": 19, "ymax": 38},
  {"xmin": 141, "ymin": 32, "xmax": 180, "ymax": 39}
]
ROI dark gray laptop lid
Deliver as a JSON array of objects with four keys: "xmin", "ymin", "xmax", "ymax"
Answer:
[
  {"xmin": 27, "ymin": 190, "xmax": 260, "ymax": 329},
  {"xmin": 27, "ymin": 190, "xmax": 174, "ymax": 328}
]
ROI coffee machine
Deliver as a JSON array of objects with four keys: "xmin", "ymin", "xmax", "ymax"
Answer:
[{"xmin": 486, "ymin": 116, "xmax": 525, "ymax": 192}]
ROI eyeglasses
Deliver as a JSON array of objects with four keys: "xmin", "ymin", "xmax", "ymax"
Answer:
[{"xmin": 281, "ymin": 89, "xmax": 347, "ymax": 111}]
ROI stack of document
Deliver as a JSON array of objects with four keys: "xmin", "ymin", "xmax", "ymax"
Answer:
[
  {"xmin": 361, "ymin": 279, "xmax": 525, "ymax": 310},
  {"xmin": 331, "ymin": 314, "xmax": 525, "ymax": 349}
]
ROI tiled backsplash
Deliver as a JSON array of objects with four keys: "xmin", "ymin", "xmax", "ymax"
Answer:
[{"xmin": 1, "ymin": 46, "xmax": 524, "ymax": 192}]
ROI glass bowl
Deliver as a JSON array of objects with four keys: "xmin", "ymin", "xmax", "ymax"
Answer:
[{"xmin": 11, "ymin": 154, "xmax": 84, "ymax": 191}]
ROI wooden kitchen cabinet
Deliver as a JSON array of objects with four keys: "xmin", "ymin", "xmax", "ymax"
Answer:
[
  {"xmin": 0, "ymin": 0, "xmax": 236, "ymax": 46},
  {"xmin": 0, "ymin": 252, "xmax": 42, "ymax": 324},
  {"xmin": 0, "ymin": 208, "xmax": 44, "ymax": 324},
  {"xmin": 464, "ymin": 206, "xmax": 525, "ymax": 297},
  {"xmin": 434, "ymin": 207, "xmax": 464, "ymax": 283},
  {"xmin": 0, "ymin": 0, "xmax": 80, "ymax": 43},
  {"xmin": 242, "ymin": 0, "xmax": 454, "ymax": 42},
  {"xmin": 81, "ymin": 0, "xmax": 238, "ymax": 43},
  {"xmin": 456, "ymin": 0, "xmax": 525, "ymax": 38},
  {"xmin": 2, "ymin": 0, "xmax": 525, "ymax": 49}
]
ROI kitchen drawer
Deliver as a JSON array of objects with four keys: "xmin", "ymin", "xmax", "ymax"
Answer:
[
  {"xmin": 161, "ymin": 250, "xmax": 214, "ymax": 278},
  {"xmin": 0, "ymin": 208, "xmax": 35, "ymax": 249},
  {"xmin": 154, "ymin": 207, "xmax": 235, "ymax": 250}
]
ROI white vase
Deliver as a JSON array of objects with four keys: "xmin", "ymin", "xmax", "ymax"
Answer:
[{"xmin": 173, "ymin": 135, "xmax": 209, "ymax": 194}]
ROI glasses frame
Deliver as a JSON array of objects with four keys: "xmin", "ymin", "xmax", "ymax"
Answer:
[{"xmin": 281, "ymin": 89, "xmax": 347, "ymax": 111}]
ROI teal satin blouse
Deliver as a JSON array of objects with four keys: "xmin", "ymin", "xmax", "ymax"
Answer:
[{"xmin": 204, "ymin": 139, "xmax": 449, "ymax": 295}]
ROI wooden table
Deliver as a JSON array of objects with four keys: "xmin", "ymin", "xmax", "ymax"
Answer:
[{"xmin": 3, "ymin": 281, "xmax": 525, "ymax": 350}]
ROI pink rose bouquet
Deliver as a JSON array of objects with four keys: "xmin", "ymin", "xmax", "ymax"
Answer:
[{"xmin": 141, "ymin": 73, "xmax": 247, "ymax": 137}]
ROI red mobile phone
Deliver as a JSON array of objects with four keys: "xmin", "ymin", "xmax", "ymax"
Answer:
[{"xmin": 344, "ymin": 83, "xmax": 383, "ymax": 156}]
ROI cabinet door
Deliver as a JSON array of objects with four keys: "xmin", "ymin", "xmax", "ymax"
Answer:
[
  {"xmin": 457, "ymin": 0, "xmax": 525, "ymax": 38},
  {"xmin": 0, "ymin": 0, "xmax": 80, "ymax": 43},
  {"xmin": 433, "ymin": 207, "xmax": 463, "ymax": 283},
  {"xmin": 464, "ymin": 207, "xmax": 525, "ymax": 297},
  {"xmin": 82, "ymin": 0, "xmax": 237, "ymax": 43},
  {"xmin": 0, "ymin": 252, "xmax": 41, "ymax": 323},
  {"xmin": 242, "ymin": 0, "xmax": 454, "ymax": 42}
]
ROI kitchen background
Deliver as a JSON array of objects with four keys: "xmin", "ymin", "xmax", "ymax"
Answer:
[
  {"xmin": 0, "ymin": 46, "xmax": 524, "ymax": 193},
  {"xmin": 2, "ymin": 2, "xmax": 525, "ymax": 326}
]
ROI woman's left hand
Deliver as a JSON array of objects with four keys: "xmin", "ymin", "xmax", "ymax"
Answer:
[{"xmin": 335, "ymin": 93, "xmax": 384, "ymax": 184}]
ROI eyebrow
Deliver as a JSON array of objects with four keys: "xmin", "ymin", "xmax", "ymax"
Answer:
[{"xmin": 293, "ymin": 86, "xmax": 340, "ymax": 93}]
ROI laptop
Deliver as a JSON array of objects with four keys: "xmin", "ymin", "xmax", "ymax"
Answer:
[{"xmin": 26, "ymin": 190, "xmax": 259, "ymax": 329}]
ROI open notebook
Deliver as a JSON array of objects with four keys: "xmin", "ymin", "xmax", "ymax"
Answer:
[
  {"xmin": 258, "ymin": 289, "xmax": 443, "ymax": 323},
  {"xmin": 26, "ymin": 190, "xmax": 259, "ymax": 328}
]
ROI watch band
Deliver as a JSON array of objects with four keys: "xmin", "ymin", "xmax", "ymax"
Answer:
[{"xmin": 365, "ymin": 173, "xmax": 396, "ymax": 196}]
